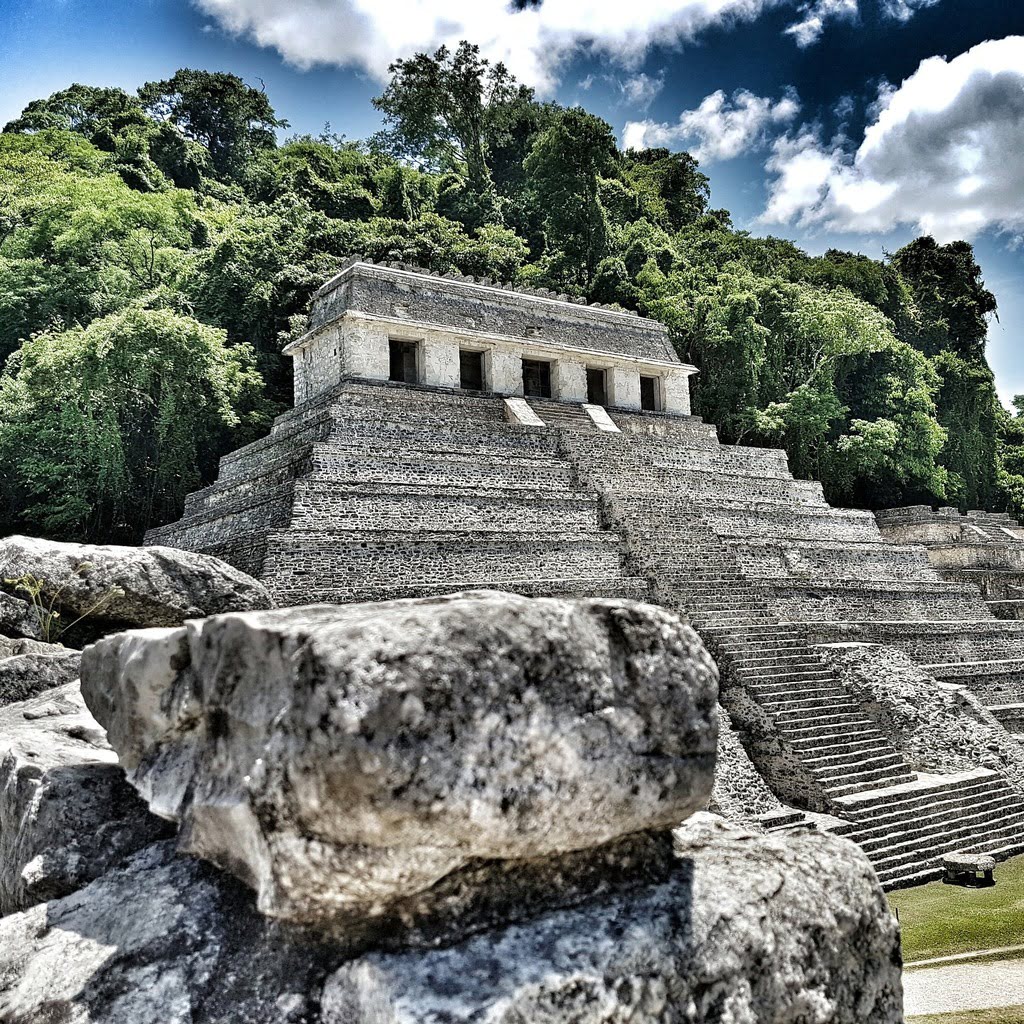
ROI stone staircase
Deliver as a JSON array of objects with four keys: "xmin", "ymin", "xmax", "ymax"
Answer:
[
  {"xmin": 557, "ymin": 415, "xmax": 1024, "ymax": 888},
  {"xmin": 526, "ymin": 398, "xmax": 600, "ymax": 432},
  {"xmin": 836, "ymin": 770, "xmax": 1024, "ymax": 889}
]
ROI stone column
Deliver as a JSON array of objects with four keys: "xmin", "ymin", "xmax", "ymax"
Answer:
[
  {"xmin": 422, "ymin": 335, "xmax": 460, "ymax": 389},
  {"xmin": 343, "ymin": 321, "xmax": 390, "ymax": 380},
  {"xmin": 610, "ymin": 367, "xmax": 641, "ymax": 411},
  {"xmin": 490, "ymin": 348, "xmax": 524, "ymax": 396},
  {"xmin": 663, "ymin": 370, "xmax": 693, "ymax": 415},
  {"xmin": 555, "ymin": 359, "xmax": 588, "ymax": 403}
]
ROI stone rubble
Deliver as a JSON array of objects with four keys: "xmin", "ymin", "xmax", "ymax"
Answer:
[
  {"xmin": 821, "ymin": 642, "xmax": 1024, "ymax": 796},
  {"xmin": 0, "ymin": 534, "xmax": 274, "ymax": 632},
  {"xmin": 0, "ymin": 682, "xmax": 167, "ymax": 914}
]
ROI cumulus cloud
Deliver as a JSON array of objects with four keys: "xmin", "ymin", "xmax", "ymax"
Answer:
[
  {"xmin": 761, "ymin": 36, "xmax": 1024, "ymax": 241},
  {"xmin": 622, "ymin": 87, "xmax": 800, "ymax": 162},
  {"xmin": 784, "ymin": 0, "xmax": 858, "ymax": 47},
  {"xmin": 194, "ymin": 0, "xmax": 816, "ymax": 92}
]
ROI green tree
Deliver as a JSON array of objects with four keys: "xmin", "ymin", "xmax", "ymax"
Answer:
[
  {"xmin": 523, "ymin": 107, "xmax": 616, "ymax": 291},
  {"xmin": 620, "ymin": 148, "xmax": 710, "ymax": 232},
  {"xmin": 892, "ymin": 236, "xmax": 997, "ymax": 359},
  {"xmin": 138, "ymin": 69, "xmax": 287, "ymax": 183},
  {"xmin": 5, "ymin": 83, "xmax": 209, "ymax": 190},
  {"xmin": 931, "ymin": 351, "xmax": 1001, "ymax": 509},
  {"xmin": 0, "ymin": 307, "xmax": 267, "ymax": 541},
  {"xmin": 372, "ymin": 42, "xmax": 529, "ymax": 226},
  {"xmin": 0, "ymin": 130, "xmax": 199, "ymax": 362},
  {"xmin": 379, "ymin": 166, "xmax": 414, "ymax": 221}
]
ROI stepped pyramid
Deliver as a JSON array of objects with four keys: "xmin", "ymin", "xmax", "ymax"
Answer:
[{"xmin": 149, "ymin": 259, "xmax": 1024, "ymax": 889}]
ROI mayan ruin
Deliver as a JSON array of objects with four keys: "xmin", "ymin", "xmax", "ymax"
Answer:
[
  {"xmin": 147, "ymin": 259, "xmax": 1024, "ymax": 891},
  {"xmin": 4, "ymin": 11, "xmax": 1024, "ymax": 1018}
]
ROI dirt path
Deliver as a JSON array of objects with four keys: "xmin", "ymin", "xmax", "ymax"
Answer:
[{"xmin": 903, "ymin": 959, "xmax": 1024, "ymax": 1016}]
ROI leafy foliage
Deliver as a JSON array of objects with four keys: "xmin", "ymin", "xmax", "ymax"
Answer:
[
  {"xmin": 0, "ymin": 307, "xmax": 266, "ymax": 541},
  {"xmin": 0, "ymin": 49, "xmax": 1016, "ymax": 542}
]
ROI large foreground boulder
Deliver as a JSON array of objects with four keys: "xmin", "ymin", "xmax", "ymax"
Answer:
[
  {"xmin": 326, "ymin": 818, "xmax": 903, "ymax": 1024},
  {"xmin": 0, "ymin": 535, "xmax": 273, "ymax": 631},
  {"xmin": 81, "ymin": 592, "xmax": 719, "ymax": 927},
  {"xmin": 0, "ymin": 822, "xmax": 903, "ymax": 1024},
  {"xmin": 0, "ymin": 683, "xmax": 167, "ymax": 914}
]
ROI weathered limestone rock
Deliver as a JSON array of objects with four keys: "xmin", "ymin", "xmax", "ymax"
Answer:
[
  {"xmin": 0, "ymin": 591, "xmax": 42, "ymax": 641},
  {"xmin": 0, "ymin": 645, "xmax": 81, "ymax": 706},
  {"xmin": 0, "ymin": 636, "xmax": 69, "ymax": 659},
  {"xmin": 323, "ymin": 817, "xmax": 903, "ymax": 1024},
  {"xmin": 708, "ymin": 705, "xmax": 785, "ymax": 829},
  {"xmin": 0, "ymin": 682, "xmax": 167, "ymax": 914},
  {"xmin": 81, "ymin": 592, "xmax": 718, "ymax": 926},
  {"xmin": 0, "ymin": 842, "xmax": 343, "ymax": 1024},
  {"xmin": 820, "ymin": 642, "xmax": 1024, "ymax": 796},
  {"xmin": 0, "ymin": 824, "xmax": 902, "ymax": 1024},
  {"xmin": 0, "ymin": 535, "xmax": 273, "ymax": 630}
]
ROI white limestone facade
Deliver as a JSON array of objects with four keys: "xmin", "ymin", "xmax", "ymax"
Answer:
[{"xmin": 285, "ymin": 259, "xmax": 697, "ymax": 414}]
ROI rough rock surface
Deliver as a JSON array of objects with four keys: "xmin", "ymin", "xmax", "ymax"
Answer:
[
  {"xmin": 0, "ymin": 841, "xmax": 343, "ymax": 1024},
  {"xmin": 820, "ymin": 643, "xmax": 1024, "ymax": 795},
  {"xmin": 0, "ymin": 636, "xmax": 69, "ymax": 659},
  {"xmin": 0, "ymin": 646, "xmax": 81, "ymax": 706},
  {"xmin": 0, "ymin": 823, "xmax": 902, "ymax": 1024},
  {"xmin": 81, "ymin": 592, "xmax": 719, "ymax": 926},
  {"xmin": 0, "ymin": 592, "xmax": 42, "ymax": 641},
  {"xmin": 0, "ymin": 534, "xmax": 273, "ymax": 630},
  {"xmin": 323, "ymin": 816, "xmax": 903, "ymax": 1024},
  {"xmin": 0, "ymin": 682, "xmax": 167, "ymax": 914},
  {"xmin": 719, "ymin": 683, "xmax": 828, "ymax": 812},
  {"xmin": 708, "ymin": 705, "xmax": 785, "ymax": 829}
]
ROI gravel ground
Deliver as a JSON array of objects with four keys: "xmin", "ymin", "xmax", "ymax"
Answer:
[{"xmin": 904, "ymin": 960, "xmax": 1024, "ymax": 1016}]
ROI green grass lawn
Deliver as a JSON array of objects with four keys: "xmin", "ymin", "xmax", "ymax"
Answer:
[
  {"xmin": 908, "ymin": 1009, "xmax": 1024, "ymax": 1024},
  {"xmin": 888, "ymin": 854, "xmax": 1024, "ymax": 963}
]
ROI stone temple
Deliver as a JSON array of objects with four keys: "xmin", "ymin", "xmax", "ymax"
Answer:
[{"xmin": 149, "ymin": 257, "xmax": 1024, "ymax": 889}]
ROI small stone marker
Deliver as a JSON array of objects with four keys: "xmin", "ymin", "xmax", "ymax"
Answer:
[{"xmin": 941, "ymin": 851, "xmax": 996, "ymax": 887}]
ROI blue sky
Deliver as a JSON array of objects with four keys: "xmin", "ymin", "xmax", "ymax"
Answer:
[{"xmin": 2, "ymin": 0, "xmax": 1023, "ymax": 400}]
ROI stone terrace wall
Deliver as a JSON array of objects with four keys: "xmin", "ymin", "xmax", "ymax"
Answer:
[{"xmin": 146, "ymin": 381, "xmax": 649, "ymax": 606}]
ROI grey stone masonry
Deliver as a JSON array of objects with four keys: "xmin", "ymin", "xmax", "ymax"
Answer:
[
  {"xmin": 877, "ymin": 506, "xmax": 1024, "ymax": 614},
  {"xmin": 876, "ymin": 505, "xmax": 1024, "ymax": 732},
  {"xmin": 283, "ymin": 259, "xmax": 697, "ymax": 412},
  {"xmin": 146, "ymin": 381, "xmax": 649, "ymax": 606}
]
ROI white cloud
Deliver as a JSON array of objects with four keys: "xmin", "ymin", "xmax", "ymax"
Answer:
[
  {"xmin": 761, "ymin": 36, "xmax": 1024, "ymax": 241},
  {"xmin": 784, "ymin": 0, "xmax": 857, "ymax": 48},
  {"xmin": 622, "ymin": 87, "xmax": 800, "ymax": 162},
  {"xmin": 882, "ymin": 0, "xmax": 940, "ymax": 23},
  {"xmin": 618, "ymin": 72, "xmax": 665, "ymax": 109},
  {"xmin": 194, "ymin": 0, "xmax": 808, "ymax": 93}
]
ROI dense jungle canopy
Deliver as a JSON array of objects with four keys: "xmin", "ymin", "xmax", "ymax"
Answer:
[{"xmin": 1, "ymin": 45, "xmax": 1021, "ymax": 543}]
